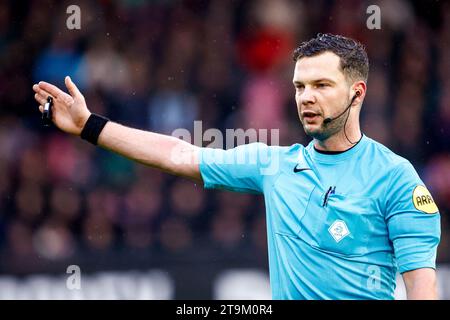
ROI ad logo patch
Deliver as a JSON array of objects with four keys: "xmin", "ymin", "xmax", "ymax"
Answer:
[
  {"xmin": 328, "ymin": 220, "xmax": 350, "ymax": 242},
  {"xmin": 413, "ymin": 185, "xmax": 439, "ymax": 214}
]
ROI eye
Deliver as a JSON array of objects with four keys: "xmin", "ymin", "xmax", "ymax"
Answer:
[{"xmin": 317, "ymin": 83, "xmax": 329, "ymax": 88}]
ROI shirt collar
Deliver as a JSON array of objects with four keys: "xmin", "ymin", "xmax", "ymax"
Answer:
[{"xmin": 307, "ymin": 134, "xmax": 368, "ymax": 164}]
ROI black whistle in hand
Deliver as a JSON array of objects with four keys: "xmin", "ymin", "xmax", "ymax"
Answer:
[{"xmin": 42, "ymin": 96, "xmax": 53, "ymax": 127}]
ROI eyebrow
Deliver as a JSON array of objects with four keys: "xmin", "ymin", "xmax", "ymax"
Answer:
[{"xmin": 293, "ymin": 78, "xmax": 337, "ymax": 86}]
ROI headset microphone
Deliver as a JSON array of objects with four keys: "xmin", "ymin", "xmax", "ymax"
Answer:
[{"xmin": 323, "ymin": 91, "xmax": 360, "ymax": 125}]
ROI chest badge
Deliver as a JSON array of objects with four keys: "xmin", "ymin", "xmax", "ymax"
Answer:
[{"xmin": 328, "ymin": 220, "xmax": 350, "ymax": 243}]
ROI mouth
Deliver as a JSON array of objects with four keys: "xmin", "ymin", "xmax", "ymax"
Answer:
[{"xmin": 301, "ymin": 110, "xmax": 321, "ymax": 122}]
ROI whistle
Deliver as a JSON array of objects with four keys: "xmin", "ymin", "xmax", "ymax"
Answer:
[{"xmin": 42, "ymin": 96, "xmax": 53, "ymax": 127}]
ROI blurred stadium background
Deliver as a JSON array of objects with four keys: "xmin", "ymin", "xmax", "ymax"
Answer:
[{"xmin": 0, "ymin": 0, "xmax": 449, "ymax": 299}]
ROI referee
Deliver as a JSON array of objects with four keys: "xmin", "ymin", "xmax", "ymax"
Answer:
[{"xmin": 33, "ymin": 33, "xmax": 440, "ymax": 300}]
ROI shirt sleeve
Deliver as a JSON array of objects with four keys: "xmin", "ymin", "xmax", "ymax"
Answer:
[
  {"xmin": 198, "ymin": 142, "xmax": 279, "ymax": 194},
  {"xmin": 384, "ymin": 161, "xmax": 441, "ymax": 274}
]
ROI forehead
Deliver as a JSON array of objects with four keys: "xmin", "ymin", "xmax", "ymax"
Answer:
[{"xmin": 293, "ymin": 51, "xmax": 344, "ymax": 83}]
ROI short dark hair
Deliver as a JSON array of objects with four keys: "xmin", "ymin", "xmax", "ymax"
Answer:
[{"xmin": 293, "ymin": 33, "xmax": 369, "ymax": 82}]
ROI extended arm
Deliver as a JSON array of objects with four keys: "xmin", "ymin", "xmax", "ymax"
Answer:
[
  {"xmin": 97, "ymin": 121, "xmax": 201, "ymax": 180},
  {"xmin": 33, "ymin": 76, "xmax": 202, "ymax": 182}
]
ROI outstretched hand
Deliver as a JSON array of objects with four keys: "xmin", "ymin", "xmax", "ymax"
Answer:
[{"xmin": 33, "ymin": 76, "xmax": 91, "ymax": 136}]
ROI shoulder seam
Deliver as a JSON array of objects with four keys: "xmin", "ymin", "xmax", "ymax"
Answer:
[{"xmin": 382, "ymin": 161, "xmax": 410, "ymax": 218}]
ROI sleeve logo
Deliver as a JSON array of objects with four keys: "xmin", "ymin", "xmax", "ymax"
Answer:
[{"xmin": 412, "ymin": 185, "xmax": 439, "ymax": 214}]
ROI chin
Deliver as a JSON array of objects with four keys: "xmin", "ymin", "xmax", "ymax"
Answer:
[
  {"xmin": 303, "ymin": 123, "xmax": 321, "ymax": 135},
  {"xmin": 303, "ymin": 127, "xmax": 319, "ymax": 138},
  {"xmin": 303, "ymin": 126, "xmax": 329, "ymax": 141}
]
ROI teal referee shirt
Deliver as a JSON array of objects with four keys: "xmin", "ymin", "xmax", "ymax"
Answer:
[{"xmin": 198, "ymin": 135, "xmax": 441, "ymax": 299}]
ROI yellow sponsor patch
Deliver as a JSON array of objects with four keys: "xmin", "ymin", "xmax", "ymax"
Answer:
[{"xmin": 412, "ymin": 185, "xmax": 439, "ymax": 214}]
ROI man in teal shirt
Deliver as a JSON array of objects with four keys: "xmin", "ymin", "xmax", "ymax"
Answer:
[
  {"xmin": 33, "ymin": 33, "xmax": 440, "ymax": 299},
  {"xmin": 200, "ymin": 136, "xmax": 440, "ymax": 299}
]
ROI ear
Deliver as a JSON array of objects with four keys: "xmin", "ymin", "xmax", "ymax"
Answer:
[{"xmin": 352, "ymin": 81, "xmax": 367, "ymax": 102}]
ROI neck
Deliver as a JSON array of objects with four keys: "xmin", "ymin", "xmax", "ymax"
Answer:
[{"xmin": 314, "ymin": 121, "xmax": 362, "ymax": 152}]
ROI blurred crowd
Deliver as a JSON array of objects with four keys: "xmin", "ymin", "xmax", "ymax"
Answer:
[{"xmin": 0, "ymin": 0, "xmax": 449, "ymax": 274}]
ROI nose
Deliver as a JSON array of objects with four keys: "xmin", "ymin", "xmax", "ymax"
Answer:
[{"xmin": 299, "ymin": 87, "xmax": 316, "ymax": 106}]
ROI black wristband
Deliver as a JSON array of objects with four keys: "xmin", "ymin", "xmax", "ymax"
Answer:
[{"xmin": 80, "ymin": 113, "xmax": 110, "ymax": 145}]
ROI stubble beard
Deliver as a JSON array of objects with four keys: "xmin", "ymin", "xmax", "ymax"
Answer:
[{"xmin": 301, "ymin": 114, "xmax": 347, "ymax": 142}]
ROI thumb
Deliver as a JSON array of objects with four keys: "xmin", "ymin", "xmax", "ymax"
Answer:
[{"xmin": 65, "ymin": 76, "xmax": 81, "ymax": 97}]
